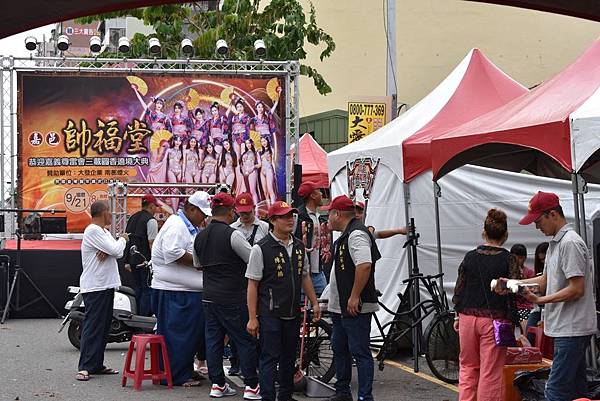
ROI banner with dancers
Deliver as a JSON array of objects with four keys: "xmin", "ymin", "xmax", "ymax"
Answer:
[{"xmin": 18, "ymin": 72, "xmax": 286, "ymax": 232}]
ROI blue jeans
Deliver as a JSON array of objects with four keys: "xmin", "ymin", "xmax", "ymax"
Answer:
[
  {"xmin": 132, "ymin": 267, "xmax": 152, "ymax": 316},
  {"xmin": 545, "ymin": 335, "xmax": 590, "ymax": 401},
  {"xmin": 203, "ymin": 302, "xmax": 259, "ymax": 388},
  {"xmin": 331, "ymin": 313, "xmax": 374, "ymax": 401},
  {"xmin": 78, "ymin": 289, "xmax": 114, "ymax": 372},
  {"xmin": 259, "ymin": 316, "xmax": 300, "ymax": 401},
  {"xmin": 311, "ymin": 272, "xmax": 327, "ymax": 297}
]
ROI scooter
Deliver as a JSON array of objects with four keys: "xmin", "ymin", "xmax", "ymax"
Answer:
[{"xmin": 58, "ymin": 246, "xmax": 156, "ymax": 350}]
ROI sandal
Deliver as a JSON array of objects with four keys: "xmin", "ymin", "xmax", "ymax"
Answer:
[
  {"xmin": 95, "ymin": 367, "xmax": 119, "ymax": 375},
  {"xmin": 198, "ymin": 366, "xmax": 209, "ymax": 375},
  {"xmin": 182, "ymin": 379, "xmax": 202, "ymax": 387},
  {"xmin": 75, "ymin": 371, "xmax": 90, "ymax": 381}
]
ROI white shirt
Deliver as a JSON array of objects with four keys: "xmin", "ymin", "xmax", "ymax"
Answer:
[
  {"xmin": 147, "ymin": 219, "xmax": 158, "ymax": 241},
  {"xmin": 231, "ymin": 218, "xmax": 270, "ymax": 245},
  {"xmin": 307, "ymin": 209, "xmax": 321, "ymax": 274},
  {"xmin": 80, "ymin": 223, "xmax": 126, "ymax": 293},
  {"xmin": 151, "ymin": 214, "xmax": 203, "ymax": 292}
]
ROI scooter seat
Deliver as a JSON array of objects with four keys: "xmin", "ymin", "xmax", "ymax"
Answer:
[{"xmin": 118, "ymin": 286, "xmax": 137, "ymax": 298}]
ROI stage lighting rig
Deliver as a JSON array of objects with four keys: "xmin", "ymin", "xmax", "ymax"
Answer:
[
  {"xmin": 118, "ymin": 37, "xmax": 130, "ymax": 53},
  {"xmin": 24, "ymin": 36, "xmax": 37, "ymax": 51},
  {"xmin": 216, "ymin": 39, "xmax": 228, "ymax": 57},
  {"xmin": 89, "ymin": 36, "xmax": 101, "ymax": 53},
  {"xmin": 57, "ymin": 35, "xmax": 70, "ymax": 52},
  {"xmin": 254, "ymin": 39, "xmax": 266, "ymax": 58},
  {"xmin": 181, "ymin": 38, "xmax": 194, "ymax": 56},
  {"xmin": 148, "ymin": 38, "xmax": 161, "ymax": 55}
]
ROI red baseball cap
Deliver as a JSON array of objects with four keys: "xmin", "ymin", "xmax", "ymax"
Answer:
[
  {"xmin": 211, "ymin": 192, "xmax": 235, "ymax": 208},
  {"xmin": 355, "ymin": 201, "xmax": 365, "ymax": 210},
  {"xmin": 519, "ymin": 191, "xmax": 560, "ymax": 225},
  {"xmin": 235, "ymin": 192, "xmax": 255, "ymax": 213},
  {"xmin": 142, "ymin": 193, "xmax": 159, "ymax": 206},
  {"xmin": 298, "ymin": 181, "xmax": 318, "ymax": 198},
  {"xmin": 322, "ymin": 195, "xmax": 355, "ymax": 212},
  {"xmin": 268, "ymin": 201, "xmax": 298, "ymax": 218}
]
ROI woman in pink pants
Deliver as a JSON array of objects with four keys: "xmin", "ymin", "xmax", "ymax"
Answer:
[{"xmin": 452, "ymin": 209, "xmax": 520, "ymax": 401}]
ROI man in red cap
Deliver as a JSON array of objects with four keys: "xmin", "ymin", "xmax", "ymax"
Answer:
[
  {"xmin": 294, "ymin": 180, "xmax": 328, "ymax": 296},
  {"xmin": 354, "ymin": 201, "xmax": 407, "ymax": 240},
  {"xmin": 246, "ymin": 200, "xmax": 321, "ymax": 401},
  {"xmin": 494, "ymin": 191, "xmax": 596, "ymax": 401},
  {"xmin": 194, "ymin": 192, "xmax": 260, "ymax": 399},
  {"xmin": 322, "ymin": 195, "xmax": 381, "ymax": 401},
  {"xmin": 232, "ymin": 192, "xmax": 270, "ymax": 247},
  {"xmin": 123, "ymin": 193, "xmax": 159, "ymax": 317}
]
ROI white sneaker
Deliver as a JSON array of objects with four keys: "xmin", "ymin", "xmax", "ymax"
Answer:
[
  {"xmin": 210, "ymin": 383, "xmax": 237, "ymax": 398},
  {"xmin": 243, "ymin": 385, "xmax": 261, "ymax": 400}
]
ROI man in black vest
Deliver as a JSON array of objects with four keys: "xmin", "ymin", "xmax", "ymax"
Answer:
[
  {"xmin": 246, "ymin": 201, "xmax": 321, "ymax": 401},
  {"xmin": 123, "ymin": 193, "xmax": 158, "ymax": 316},
  {"xmin": 194, "ymin": 192, "xmax": 260, "ymax": 400},
  {"xmin": 323, "ymin": 195, "xmax": 381, "ymax": 401},
  {"xmin": 294, "ymin": 181, "xmax": 328, "ymax": 295}
]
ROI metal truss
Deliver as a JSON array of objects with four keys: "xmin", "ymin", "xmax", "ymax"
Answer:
[{"xmin": 0, "ymin": 56, "xmax": 300, "ymax": 238}]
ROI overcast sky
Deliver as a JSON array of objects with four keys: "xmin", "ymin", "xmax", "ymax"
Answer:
[{"xmin": 0, "ymin": 25, "xmax": 54, "ymax": 57}]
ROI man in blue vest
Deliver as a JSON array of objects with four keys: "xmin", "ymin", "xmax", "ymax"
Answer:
[
  {"xmin": 324, "ymin": 195, "xmax": 381, "ymax": 401},
  {"xmin": 246, "ymin": 201, "xmax": 321, "ymax": 401},
  {"xmin": 194, "ymin": 192, "xmax": 260, "ymax": 399}
]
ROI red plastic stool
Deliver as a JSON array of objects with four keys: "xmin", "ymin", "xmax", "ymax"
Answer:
[
  {"xmin": 527, "ymin": 326, "xmax": 554, "ymax": 359},
  {"xmin": 122, "ymin": 334, "xmax": 173, "ymax": 390}
]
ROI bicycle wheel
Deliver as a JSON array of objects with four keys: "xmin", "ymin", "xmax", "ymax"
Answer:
[
  {"xmin": 374, "ymin": 319, "xmax": 412, "ymax": 362},
  {"xmin": 424, "ymin": 312, "xmax": 460, "ymax": 384},
  {"xmin": 301, "ymin": 318, "xmax": 335, "ymax": 384}
]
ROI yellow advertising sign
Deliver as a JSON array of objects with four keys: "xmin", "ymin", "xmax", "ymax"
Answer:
[{"xmin": 347, "ymin": 102, "xmax": 387, "ymax": 143}]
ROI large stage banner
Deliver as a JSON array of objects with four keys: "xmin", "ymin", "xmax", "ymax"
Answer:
[{"xmin": 19, "ymin": 73, "xmax": 286, "ymax": 232}]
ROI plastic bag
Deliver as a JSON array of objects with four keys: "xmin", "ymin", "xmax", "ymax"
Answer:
[{"xmin": 513, "ymin": 367, "xmax": 550, "ymax": 401}]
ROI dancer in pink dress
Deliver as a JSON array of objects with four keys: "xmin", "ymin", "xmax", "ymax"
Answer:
[
  {"xmin": 227, "ymin": 98, "xmax": 250, "ymax": 160},
  {"xmin": 201, "ymin": 142, "xmax": 218, "ymax": 184},
  {"xmin": 203, "ymin": 102, "xmax": 228, "ymax": 156},
  {"xmin": 189, "ymin": 108, "xmax": 207, "ymax": 145},
  {"xmin": 132, "ymin": 84, "xmax": 168, "ymax": 132},
  {"xmin": 168, "ymin": 101, "xmax": 191, "ymax": 140},
  {"xmin": 219, "ymin": 139, "xmax": 238, "ymax": 190},
  {"xmin": 240, "ymin": 138, "xmax": 260, "ymax": 205},
  {"xmin": 183, "ymin": 137, "xmax": 201, "ymax": 184},
  {"xmin": 147, "ymin": 139, "xmax": 169, "ymax": 183},
  {"xmin": 259, "ymin": 136, "xmax": 277, "ymax": 205},
  {"xmin": 166, "ymin": 135, "xmax": 184, "ymax": 209},
  {"xmin": 249, "ymin": 88, "xmax": 281, "ymax": 141}
]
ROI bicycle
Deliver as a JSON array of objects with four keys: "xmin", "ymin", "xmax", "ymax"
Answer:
[{"xmin": 371, "ymin": 272, "xmax": 460, "ymax": 384}]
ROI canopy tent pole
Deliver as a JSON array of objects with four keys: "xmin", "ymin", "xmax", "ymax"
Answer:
[
  {"xmin": 403, "ymin": 182, "xmax": 414, "ymax": 271},
  {"xmin": 433, "ymin": 181, "xmax": 443, "ymax": 289},
  {"xmin": 571, "ymin": 173, "xmax": 582, "ymax": 235}
]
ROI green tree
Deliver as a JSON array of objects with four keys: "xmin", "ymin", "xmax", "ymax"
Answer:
[{"xmin": 77, "ymin": 0, "xmax": 335, "ymax": 94}]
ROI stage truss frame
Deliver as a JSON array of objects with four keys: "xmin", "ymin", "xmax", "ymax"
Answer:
[{"xmin": 0, "ymin": 56, "xmax": 300, "ymax": 238}]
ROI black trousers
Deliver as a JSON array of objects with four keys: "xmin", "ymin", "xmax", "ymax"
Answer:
[{"xmin": 78, "ymin": 289, "xmax": 114, "ymax": 372}]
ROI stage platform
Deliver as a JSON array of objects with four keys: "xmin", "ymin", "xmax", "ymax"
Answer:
[{"xmin": 0, "ymin": 239, "xmax": 133, "ymax": 319}]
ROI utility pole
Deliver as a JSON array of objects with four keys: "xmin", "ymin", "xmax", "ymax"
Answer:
[{"xmin": 386, "ymin": 0, "xmax": 398, "ymax": 120}]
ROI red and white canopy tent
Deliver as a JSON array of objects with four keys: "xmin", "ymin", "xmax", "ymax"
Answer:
[
  {"xmin": 328, "ymin": 49, "xmax": 530, "ymax": 330},
  {"xmin": 298, "ymin": 133, "xmax": 329, "ymax": 189},
  {"xmin": 430, "ymin": 38, "xmax": 600, "ymax": 243}
]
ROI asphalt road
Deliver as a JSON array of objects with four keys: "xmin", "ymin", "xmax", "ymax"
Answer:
[{"xmin": 0, "ymin": 319, "xmax": 458, "ymax": 401}]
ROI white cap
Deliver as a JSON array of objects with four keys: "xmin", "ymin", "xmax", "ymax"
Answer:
[{"xmin": 188, "ymin": 191, "xmax": 212, "ymax": 217}]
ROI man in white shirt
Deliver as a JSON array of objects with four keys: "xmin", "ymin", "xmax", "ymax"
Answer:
[
  {"xmin": 76, "ymin": 201, "xmax": 128, "ymax": 382},
  {"xmin": 231, "ymin": 192, "xmax": 270, "ymax": 246},
  {"xmin": 295, "ymin": 181, "xmax": 327, "ymax": 296},
  {"xmin": 151, "ymin": 191, "xmax": 211, "ymax": 387},
  {"xmin": 227, "ymin": 192, "xmax": 270, "ymax": 376}
]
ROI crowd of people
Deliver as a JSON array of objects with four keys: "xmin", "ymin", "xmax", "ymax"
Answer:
[
  {"xmin": 136, "ymin": 85, "xmax": 282, "ymax": 210},
  {"xmin": 75, "ymin": 183, "xmax": 597, "ymax": 401}
]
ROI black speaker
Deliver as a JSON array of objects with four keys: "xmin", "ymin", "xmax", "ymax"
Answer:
[
  {"xmin": 292, "ymin": 163, "xmax": 303, "ymax": 207},
  {"xmin": 0, "ymin": 214, "xmax": 4, "ymax": 233},
  {"xmin": 40, "ymin": 217, "xmax": 67, "ymax": 234}
]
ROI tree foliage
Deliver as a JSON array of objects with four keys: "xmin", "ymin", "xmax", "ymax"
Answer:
[{"xmin": 77, "ymin": 0, "xmax": 335, "ymax": 94}]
